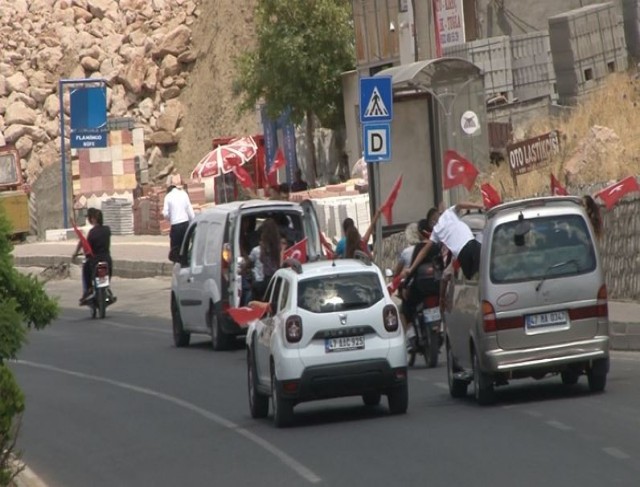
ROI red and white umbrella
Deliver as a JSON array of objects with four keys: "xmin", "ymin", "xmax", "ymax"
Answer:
[{"xmin": 191, "ymin": 136, "xmax": 258, "ymax": 179}]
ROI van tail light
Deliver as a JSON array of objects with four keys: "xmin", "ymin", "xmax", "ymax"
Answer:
[
  {"xmin": 482, "ymin": 300, "xmax": 497, "ymax": 332},
  {"xmin": 222, "ymin": 243, "xmax": 231, "ymax": 267},
  {"xmin": 383, "ymin": 304, "xmax": 399, "ymax": 332},
  {"xmin": 285, "ymin": 315, "xmax": 303, "ymax": 343},
  {"xmin": 96, "ymin": 262, "xmax": 109, "ymax": 278},
  {"xmin": 597, "ymin": 284, "xmax": 608, "ymax": 319}
]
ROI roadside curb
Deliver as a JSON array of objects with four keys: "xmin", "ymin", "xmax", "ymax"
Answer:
[
  {"xmin": 13, "ymin": 464, "xmax": 47, "ymax": 487},
  {"xmin": 610, "ymin": 322, "xmax": 640, "ymax": 351},
  {"xmin": 13, "ymin": 256, "xmax": 173, "ymax": 278}
]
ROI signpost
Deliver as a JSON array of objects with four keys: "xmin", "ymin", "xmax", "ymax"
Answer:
[
  {"xmin": 508, "ymin": 131, "xmax": 560, "ymax": 179},
  {"xmin": 59, "ymin": 78, "xmax": 107, "ymax": 228},
  {"xmin": 359, "ymin": 76, "xmax": 393, "ymax": 257}
]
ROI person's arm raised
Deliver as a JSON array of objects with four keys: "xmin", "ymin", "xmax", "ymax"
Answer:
[{"xmin": 361, "ymin": 208, "xmax": 382, "ymax": 244}]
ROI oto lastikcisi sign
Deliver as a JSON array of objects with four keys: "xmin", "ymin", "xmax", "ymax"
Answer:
[{"xmin": 507, "ymin": 130, "xmax": 560, "ymax": 177}]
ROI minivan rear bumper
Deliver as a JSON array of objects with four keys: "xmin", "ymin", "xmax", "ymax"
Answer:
[{"xmin": 482, "ymin": 336, "xmax": 609, "ymax": 373}]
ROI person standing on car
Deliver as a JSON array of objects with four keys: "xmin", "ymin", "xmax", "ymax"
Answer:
[
  {"xmin": 404, "ymin": 202, "xmax": 484, "ymax": 281},
  {"xmin": 163, "ymin": 185, "xmax": 195, "ymax": 262},
  {"xmin": 249, "ymin": 218, "xmax": 281, "ymax": 300}
]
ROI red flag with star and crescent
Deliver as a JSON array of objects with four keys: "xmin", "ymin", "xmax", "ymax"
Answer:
[
  {"xmin": 594, "ymin": 176, "xmax": 640, "ymax": 210},
  {"xmin": 380, "ymin": 175, "xmax": 403, "ymax": 225},
  {"xmin": 283, "ymin": 238, "xmax": 308, "ymax": 263},
  {"xmin": 443, "ymin": 150, "xmax": 478, "ymax": 190},
  {"xmin": 228, "ymin": 304, "xmax": 270, "ymax": 327},
  {"xmin": 480, "ymin": 183, "xmax": 501, "ymax": 209},
  {"xmin": 550, "ymin": 173, "xmax": 568, "ymax": 196},
  {"xmin": 233, "ymin": 166, "xmax": 254, "ymax": 190}
]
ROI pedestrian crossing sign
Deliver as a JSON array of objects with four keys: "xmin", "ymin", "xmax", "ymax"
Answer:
[{"xmin": 359, "ymin": 76, "xmax": 393, "ymax": 123}]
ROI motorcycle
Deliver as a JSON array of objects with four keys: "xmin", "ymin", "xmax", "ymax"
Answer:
[
  {"xmin": 82, "ymin": 260, "xmax": 116, "ymax": 319},
  {"xmin": 408, "ymin": 294, "xmax": 444, "ymax": 368},
  {"xmin": 406, "ymin": 258, "xmax": 444, "ymax": 368}
]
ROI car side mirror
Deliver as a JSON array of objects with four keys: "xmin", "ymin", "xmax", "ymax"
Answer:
[{"xmin": 384, "ymin": 268, "xmax": 393, "ymax": 278}]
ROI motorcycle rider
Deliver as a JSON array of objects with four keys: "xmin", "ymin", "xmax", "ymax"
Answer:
[
  {"xmin": 72, "ymin": 208, "xmax": 114, "ymax": 304},
  {"xmin": 401, "ymin": 210, "xmax": 443, "ymax": 351}
]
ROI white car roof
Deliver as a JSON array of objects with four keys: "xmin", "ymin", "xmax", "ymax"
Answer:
[{"xmin": 280, "ymin": 259, "xmax": 381, "ymax": 282}]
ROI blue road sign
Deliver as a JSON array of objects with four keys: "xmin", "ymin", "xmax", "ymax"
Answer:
[
  {"xmin": 359, "ymin": 76, "xmax": 393, "ymax": 123},
  {"xmin": 70, "ymin": 87, "xmax": 107, "ymax": 131},
  {"xmin": 363, "ymin": 123, "xmax": 391, "ymax": 162},
  {"xmin": 70, "ymin": 132, "xmax": 107, "ymax": 149}
]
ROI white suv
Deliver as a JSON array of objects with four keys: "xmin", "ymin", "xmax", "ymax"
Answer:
[{"xmin": 246, "ymin": 257, "xmax": 408, "ymax": 427}]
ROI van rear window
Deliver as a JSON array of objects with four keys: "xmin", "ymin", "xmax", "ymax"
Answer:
[
  {"xmin": 297, "ymin": 273, "xmax": 383, "ymax": 313},
  {"xmin": 490, "ymin": 215, "xmax": 596, "ymax": 284}
]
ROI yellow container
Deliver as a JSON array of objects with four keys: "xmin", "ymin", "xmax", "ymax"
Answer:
[{"xmin": 0, "ymin": 191, "xmax": 29, "ymax": 235}]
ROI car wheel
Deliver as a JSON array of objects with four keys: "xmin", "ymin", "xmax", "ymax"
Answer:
[
  {"xmin": 362, "ymin": 392, "xmax": 382, "ymax": 406},
  {"xmin": 247, "ymin": 345, "xmax": 269, "ymax": 418},
  {"xmin": 587, "ymin": 358, "xmax": 608, "ymax": 393},
  {"xmin": 210, "ymin": 305, "xmax": 231, "ymax": 351},
  {"xmin": 171, "ymin": 295, "xmax": 190, "ymax": 348},
  {"xmin": 473, "ymin": 350, "xmax": 495, "ymax": 405},
  {"xmin": 447, "ymin": 345, "xmax": 468, "ymax": 399},
  {"xmin": 560, "ymin": 370, "xmax": 580, "ymax": 385},
  {"xmin": 387, "ymin": 382, "xmax": 408, "ymax": 415},
  {"xmin": 271, "ymin": 366, "xmax": 294, "ymax": 427}
]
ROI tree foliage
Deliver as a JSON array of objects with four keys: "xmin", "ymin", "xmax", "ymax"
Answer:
[
  {"xmin": 234, "ymin": 0, "xmax": 355, "ymax": 129},
  {"xmin": 0, "ymin": 208, "xmax": 58, "ymax": 485}
]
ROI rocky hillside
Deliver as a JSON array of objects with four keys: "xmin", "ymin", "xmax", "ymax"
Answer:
[{"xmin": 0, "ymin": 0, "xmax": 258, "ymax": 184}]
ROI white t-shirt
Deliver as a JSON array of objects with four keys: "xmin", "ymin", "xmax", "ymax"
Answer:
[
  {"xmin": 399, "ymin": 245, "xmax": 415, "ymax": 268},
  {"xmin": 163, "ymin": 188, "xmax": 195, "ymax": 225},
  {"xmin": 430, "ymin": 206, "xmax": 474, "ymax": 258},
  {"xmin": 249, "ymin": 246, "xmax": 264, "ymax": 282}
]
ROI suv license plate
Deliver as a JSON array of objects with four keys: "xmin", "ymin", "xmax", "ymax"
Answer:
[
  {"xmin": 423, "ymin": 307, "xmax": 441, "ymax": 323},
  {"xmin": 525, "ymin": 310, "xmax": 568, "ymax": 330},
  {"xmin": 325, "ymin": 336, "xmax": 365, "ymax": 353}
]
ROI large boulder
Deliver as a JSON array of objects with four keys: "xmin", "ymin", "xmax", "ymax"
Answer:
[
  {"xmin": 6, "ymin": 72, "xmax": 29, "ymax": 93},
  {"xmin": 81, "ymin": 56, "xmax": 101, "ymax": 72},
  {"xmin": 156, "ymin": 99, "xmax": 183, "ymax": 132},
  {"xmin": 15, "ymin": 135, "xmax": 34, "ymax": 158},
  {"xmin": 564, "ymin": 126, "xmax": 626, "ymax": 184},
  {"xmin": 44, "ymin": 94, "xmax": 60, "ymax": 118},
  {"xmin": 4, "ymin": 124, "xmax": 28, "ymax": 144},
  {"xmin": 119, "ymin": 56, "xmax": 148, "ymax": 94},
  {"xmin": 5, "ymin": 102, "xmax": 37, "ymax": 125},
  {"xmin": 160, "ymin": 54, "xmax": 180, "ymax": 78},
  {"xmin": 155, "ymin": 25, "xmax": 191, "ymax": 58},
  {"xmin": 150, "ymin": 130, "xmax": 177, "ymax": 145},
  {"xmin": 87, "ymin": 0, "xmax": 116, "ymax": 19}
]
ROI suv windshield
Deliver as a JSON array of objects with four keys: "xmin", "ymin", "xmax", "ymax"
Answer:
[
  {"xmin": 297, "ymin": 273, "xmax": 384, "ymax": 313},
  {"xmin": 490, "ymin": 214, "xmax": 596, "ymax": 284}
]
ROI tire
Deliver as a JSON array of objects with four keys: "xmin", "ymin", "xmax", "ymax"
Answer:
[
  {"xmin": 210, "ymin": 306, "xmax": 232, "ymax": 351},
  {"xmin": 473, "ymin": 350, "xmax": 495, "ymax": 405},
  {"xmin": 91, "ymin": 302, "xmax": 97, "ymax": 319},
  {"xmin": 247, "ymin": 345, "xmax": 269, "ymax": 418},
  {"xmin": 362, "ymin": 392, "xmax": 382, "ymax": 406},
  {"xmin": 561, "ymin": 370, "xmax": 580, "ymax": 385},
  {"xmin": 387, "ymin": 382, "xmax": 408, "ymax": 415},
  {"xmin": 271, "ymin": 366, "xmax": 294, "ymax": 428},
  {"xmin": 587, "ymin": 358, "xmax": 608, "ymax": 393},
  {"xmin": 96, "ymin": 288, "xmax": 106, "ymax": 319},
  {"xmin": 426, "ymin": 329, "xmax": 440, "ymax": 368},
  {"xmin": 171, "ymin": 295, "xmax": 190, "ymax": 348},
  {"xmin": 447, "ymin": 345, "xmax": 468, "ymax": 399}
]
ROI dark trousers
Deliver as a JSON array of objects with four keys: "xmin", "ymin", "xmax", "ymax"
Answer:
[
  {"xmin": 457, "ymin": 239, "xmax": 481, "ymax": 280},
  {"xmin": 169, "ymin": 221, "xmax": 189, "ymax": 262}
]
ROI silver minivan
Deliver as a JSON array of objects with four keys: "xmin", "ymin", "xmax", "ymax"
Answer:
[
  {"xmin": 171, "ymin": 199, "xmax": 322, "ymax": 350},
  {"xmin": 445, "ymin": 197, "xmax": 609, "ymax": 404}
]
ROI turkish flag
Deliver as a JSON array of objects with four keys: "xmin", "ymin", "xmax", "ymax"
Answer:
[
  {"xmin": 380, "ymin": 174, "xmax": 403, "ymax": 224},
  {"xmin": 71, "ymin": 220, "xmax": 94, "ymax": 257},
  {"xmin": 595, "ymin": 176, "xmax": 640, "ymax": 210},
  {"xmin": 550, "ymin": 173, "xmax": 568, "ymax": 196},
  {"xmin": 319, "ymin": 232, "xmax": 335, "ymax": 259},
  {"xmin": 443, "ymin": 150, "xmax": 478, "ymax": 190},
  {"xmin": 228, "ymin": 304, "xmax": 269, "ymax": 327},
  {"xmin": 387, "ymin": 274, "xmax": 403, "ymax": 294},
  {"xmin": 268, "ymin": 148, "xmax": 286, "ymax": 176},
  {"xmin": 283, "ymin": 238, "xmax": 308, "ymax": 263},
  {"xmin": 480, "ymin": 183, "xmax": 501, "ymax": 209},
  {"xmin": 233, "ymin": 166, "xmax": 254, "ymax": 189}
]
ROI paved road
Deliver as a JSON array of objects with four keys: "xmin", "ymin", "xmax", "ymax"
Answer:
[{"xmin": 10, "ymin": 278, "xmax": 640, "ymax": 487}]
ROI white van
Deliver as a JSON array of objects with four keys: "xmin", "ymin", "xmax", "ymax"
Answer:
[{"xmin": 171, "ymin": 199, "xmax": 322, "ymax": 350}]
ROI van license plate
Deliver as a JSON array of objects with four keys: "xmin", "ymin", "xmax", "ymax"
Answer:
[
  {"xmin": 325, "ymin": 336, "xmax": 365, "ymax": 353},
  {"xmin": 423, "ymin": 307, "xmax": 441, "ymax": 323},
  {"xmin": 525, "ymin": 311, "xmax": 568, "ymax": 330}
]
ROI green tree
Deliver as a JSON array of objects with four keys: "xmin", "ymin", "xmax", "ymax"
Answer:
[
  {"xmin": 0, "ymin": 209, "xmax": 58, "ymax": 485},
  {"xmin": 234, "ymin": 0, "xmax": 355, "ymax": 183}
]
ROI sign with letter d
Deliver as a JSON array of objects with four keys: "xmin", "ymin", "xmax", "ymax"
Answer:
[{"xmin": 363, "ymin": 123, "xmax": 391, "ymax": 163}]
